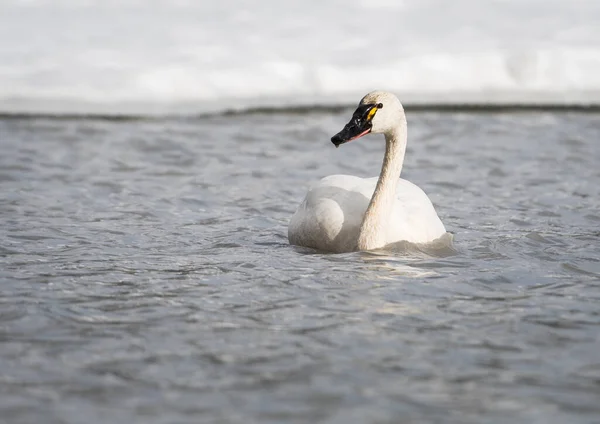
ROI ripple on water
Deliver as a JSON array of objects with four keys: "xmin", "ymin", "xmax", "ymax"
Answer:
[{"xmin": 0, "ymin": 112, "xmax": 600, "ymax": 423}]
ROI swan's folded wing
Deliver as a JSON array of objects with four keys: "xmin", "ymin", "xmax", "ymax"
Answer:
[
  {"xmin": 390, "ymin": 179, "xmax": 446, "ymax": 244},
  {"xmin": 288, "ymin": 175, "xmax": 375, "ymax": 252}
]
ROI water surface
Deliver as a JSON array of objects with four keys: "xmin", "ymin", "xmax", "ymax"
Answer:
[{"xmin": 1, "ymin": 110, "xmax": 599, "ymax": 423}]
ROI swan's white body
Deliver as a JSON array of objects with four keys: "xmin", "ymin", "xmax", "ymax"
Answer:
[
  {"xmin": 289, "ymin": 175, "xmax": 445, "ymax": 253},
  {"xmin": 288, "ymin": 91, "xmax": 446, "ymax": 253}
]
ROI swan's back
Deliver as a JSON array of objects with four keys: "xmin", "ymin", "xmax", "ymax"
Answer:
[{"xmin": 390, "ymin": 179, "xmax": 446, "ymax": 243}]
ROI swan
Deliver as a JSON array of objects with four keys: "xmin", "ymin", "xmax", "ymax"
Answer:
[{"xmin": 288, "ymin": 91, "xmax": 446, "ymax": 253}]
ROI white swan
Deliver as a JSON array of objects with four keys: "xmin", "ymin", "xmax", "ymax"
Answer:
[{"xmin": 288, "ymin": 91, "xmax": 446, "ymax": 253}]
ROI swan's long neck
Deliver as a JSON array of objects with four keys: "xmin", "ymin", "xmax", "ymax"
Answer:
[{"xmin": 357, "ymin": 123, "xmax": 407, "ymax": 251}]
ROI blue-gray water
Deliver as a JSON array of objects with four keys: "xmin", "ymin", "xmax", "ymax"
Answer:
[{"xmin": 1, "ymin": 110, "xmax": 599, "ymax": 424}]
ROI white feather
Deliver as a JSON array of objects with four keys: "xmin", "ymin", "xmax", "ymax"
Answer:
[{"xmin": 288, "ymin": 91, "xmax": 446, "ymax": 253}]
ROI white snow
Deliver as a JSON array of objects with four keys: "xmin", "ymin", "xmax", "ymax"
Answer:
[{"xmin": 1, "ymin": 0, "xmax": 599, "ymax": 114}]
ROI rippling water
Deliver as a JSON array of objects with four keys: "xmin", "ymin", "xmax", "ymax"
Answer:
[{"xmin": 1, "ymin": 110, "xmax": 599, "ymax": 423}]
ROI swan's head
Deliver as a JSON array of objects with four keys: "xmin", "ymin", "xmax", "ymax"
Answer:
[{"xmin": 331, "ymin": 91, "xmax": 405, "ymax": 147}]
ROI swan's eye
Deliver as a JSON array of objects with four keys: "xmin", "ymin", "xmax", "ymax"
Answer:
[{"xmin": 377, "ymin": 103, "xmax": 383, "ymax": 109}]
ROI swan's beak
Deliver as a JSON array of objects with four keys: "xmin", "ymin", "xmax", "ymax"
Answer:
[{"xmin": 331, "ymin": 103, "xmax": 378, "ymax": 147}]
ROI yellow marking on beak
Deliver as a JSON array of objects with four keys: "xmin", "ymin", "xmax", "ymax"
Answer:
[{"xmin": 367, "ymin": 106, "xmax": 378, "ymax": 121}]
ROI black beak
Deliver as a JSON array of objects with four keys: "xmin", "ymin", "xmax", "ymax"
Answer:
[{"xmin": 331, "ymin": 103, "xmax": 379, "ymax": 147}]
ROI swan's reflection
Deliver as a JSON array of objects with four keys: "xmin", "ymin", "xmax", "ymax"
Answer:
[{"xmin": 356, "ymin": 233, "xmax": 458, "ymax": 278}]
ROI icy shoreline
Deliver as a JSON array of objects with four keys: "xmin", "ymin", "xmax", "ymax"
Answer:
[{"xmin": 2, "ymin": 0, "xmax": 599, "ymax": 115}]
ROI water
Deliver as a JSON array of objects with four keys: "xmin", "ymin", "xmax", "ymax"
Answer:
[{"xmin": 1, "ymin": 109, "xmax": 599, "ymax": 423}]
